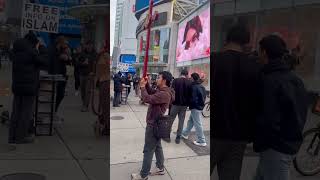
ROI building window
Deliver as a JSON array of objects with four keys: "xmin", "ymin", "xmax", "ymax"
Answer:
[{"xmin": 137, "ymin": 28, "xmax": 171, "ymax": 64}]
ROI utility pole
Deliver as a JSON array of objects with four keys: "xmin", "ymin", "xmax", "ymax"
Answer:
[{"xmin": 142, "ymin": 0, "xmax": 158, "ymax": 78}]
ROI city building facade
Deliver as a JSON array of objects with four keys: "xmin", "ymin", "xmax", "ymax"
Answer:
[
  {"xmin": 133, "ymin": 0, "xmax": 210, "ymax": 88},
  {"xmin": 212, "ymin": 0, "xmax": 320, "ymax": 90},
  {"xmin": 68, "ymin": 0, "xmax": 109, "ymax": 51},
  {"xmin": 112, "ymin": 0, "xmax": 138, "ymax": 75}
]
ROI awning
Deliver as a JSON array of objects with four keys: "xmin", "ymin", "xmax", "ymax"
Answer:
[{"xmin": 67, "ymin": 4, "xmax": 109, "ymax": 21}]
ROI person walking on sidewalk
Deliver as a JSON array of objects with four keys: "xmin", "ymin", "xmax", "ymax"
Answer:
[
  {"xmin": 180, "ymin": 73, "xmax": 207, "ymax": 147},
  {"xmin": 131, "ymin": 71, "xmax": 175, "ymax": 180},
  {"xmin": 253, "ymin": 35, "xmax": 308, "ymax": 180},
  {"xmin": 169, "ymin": 69, "xmax": 192, "ymax": 144},
  {"xmin": 78, "ymin": 41, "xmax": 97, "ymax": 112},
  {"xmin": 48, "ymin": 36, "xmax": 72, "ymax": 114},
  {"xmin": 126, "ymin": 73, "xmax": 133, "ymax": 97},
  {"xmin": 72, "ymin": 46, "xmax": 82, "ymax": 96},
  {"xmin": 113, "ymin": 71, "xmax": 122, "ymax": 107},
  {"xmin": 9, "ymin": 32, "xmax": 48, "ymax": 144},
  {"xmin": 211, "ymin": 24, "xmax": 261, "ymax": 179},
  {"xmin": 133, "ymin": 74, "xmax": 140, "ymax": 97}
]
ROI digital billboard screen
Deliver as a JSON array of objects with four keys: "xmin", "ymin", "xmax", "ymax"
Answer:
[{"xmin": 176, "ymin": 7, "xmax": 210, "ymax": 62}]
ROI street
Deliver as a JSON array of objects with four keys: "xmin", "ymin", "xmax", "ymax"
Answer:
[
  {"xmin": 110, "ymin": 83, "xmax": 210, "ymax": 180},
  {"xmin": 0, "ymin": 62, "xmax": 108, "ymax": 180}
]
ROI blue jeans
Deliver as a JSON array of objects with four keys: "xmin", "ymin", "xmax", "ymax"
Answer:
[
  {"xmin": 181, "ymin": 109, "xmax": 206, "ymax": 143},
  {"xmin": 255, "ymin": 149, "xmax": 293, "ymax": 180}
]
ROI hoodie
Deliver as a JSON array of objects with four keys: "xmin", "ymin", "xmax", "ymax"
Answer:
[
  {"xmin": 253, "ymin": 59, "xmax": 308, "ymax": 155},
  {"xmin": 189, "ymin": 81, "xmax": 206, "ymax": 110},
  {"xmin": 141, "ymin": 83, "xmax": 175, "ymax": 127}
]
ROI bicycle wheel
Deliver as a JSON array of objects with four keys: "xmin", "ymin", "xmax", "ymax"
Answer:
[
  {"xmin": 293, "ymin": 128, "xmax": 320, "ymax": 176},
  {"xmin": 202, "ymin": 102, "xmax": 210, "ymax": 118}
]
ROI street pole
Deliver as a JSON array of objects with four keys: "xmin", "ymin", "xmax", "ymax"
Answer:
[{"xmin": 142, "ymin": 0, "xmax": 154, "ymax": 78}]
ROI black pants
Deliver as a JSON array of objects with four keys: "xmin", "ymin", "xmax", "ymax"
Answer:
[
  {"xmin": 127, "ymin": 86, "xmax": 131, "ymax": 96},
  {"xmin": 80, "ymin": 75, "xmax": 91, "ymax": 108},
  {"xmin": 55, "ymin": 80, "xmax": 67, "ymax": 112},
  {"xmin": 140, "ymin": 125, "xmax": 164, "ymax": 178},
  {"xmin": 211, "ymin": 139, "xmax": 247, "ymax": 180},
  {"xmin": 74, "ymin": 67, "xmax": 80, "ymax": 91},
  {"xmin": 113, "ymin": 91, "xmax": 121, "ymax": 106},
  {"xmin": 9, "ymin": 95, "xmax": 35, "ymax": 143}
]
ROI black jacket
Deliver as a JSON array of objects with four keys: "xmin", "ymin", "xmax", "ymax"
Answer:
[
  {"xmin": 212, "ymin": 50, "xmax": 261, "ymax": 142},
  {"xmin": 171, "ymin": 77, "xmax": 192, "ymax": 106},
  {"xmin": 113, "ymin": 74, "xmax": 122, "ymax": 92},
  {"xmin": 78, "ymin": 51, "xmax": 97, "ymax": 76},
  {"xmin": 11, "ymin": 38, "xmax": 47, "ymax": 96},
  {"xmin": 253, "ymin": 60, "xmax": 308, "ymax": 155},
  {"xmin": 48, "ymin": 45, "xmax": 71, "ymax": 76},
  {"xmin": 189, "ymin": 81, "xmax": 206, "ymax": 110}
]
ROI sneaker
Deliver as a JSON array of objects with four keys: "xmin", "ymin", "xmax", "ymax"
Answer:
[
  {"xmin": 131, "ymin": 173, "xmax": 148, "ymax": 180},
  {"xmin": 149, "ymin": 167, "xmax": 165, "ymax": 176},
  {"xmin": 175, "ymin": 137, "xmax": 181, "ymax": 144},
  {"xmin": 181, "ymin": 134, "xmax": 188, "ymax": 140},
  {"xmin": 193, "ymin": 141, "xmax": 207, "ymax": 147}
]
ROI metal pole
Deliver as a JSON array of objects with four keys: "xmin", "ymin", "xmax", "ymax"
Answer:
[{"xmin": 142, "ymin": 0, "xmax": 153, "ymax": 78}]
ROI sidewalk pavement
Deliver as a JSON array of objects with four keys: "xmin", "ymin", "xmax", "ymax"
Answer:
[
  {"xmin": 0, "ymin": 65, "xmax": 108, "ymax": 180},
  {"xmin": 110, "ymin": 90, "xmax": 210, "ymax": 180}
]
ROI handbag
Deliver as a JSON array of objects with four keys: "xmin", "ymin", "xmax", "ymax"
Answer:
[{"xmin": 154, "ymin": 115, "xmax": 175, "ymax": 142}]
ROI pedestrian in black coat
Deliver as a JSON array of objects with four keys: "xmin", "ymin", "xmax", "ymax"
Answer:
[
  {"xmin": 253, "ymin": 35, "xmax": 309, "ymax": 180},
  {"xmin": 9, "ymin": 32, "xmax": 48, "ymax": 144},
  {"xmin": 113, "ymin": 72, "xmax": 122, "ymax": 107}
]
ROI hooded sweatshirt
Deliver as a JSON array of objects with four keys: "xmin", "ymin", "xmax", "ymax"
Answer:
[{"xmin": 141, "ymin": 84, "xmax": 175, "ymax": 127}]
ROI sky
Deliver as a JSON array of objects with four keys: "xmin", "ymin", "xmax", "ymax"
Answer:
[{"xmin": 110, "ymin": 0, "xmax": 117, "ymax": 55}]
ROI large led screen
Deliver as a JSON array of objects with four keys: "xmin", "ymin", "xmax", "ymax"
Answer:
[{"xmin": 176, "ymin": 7, "xmax": 210, "ymax": 62}]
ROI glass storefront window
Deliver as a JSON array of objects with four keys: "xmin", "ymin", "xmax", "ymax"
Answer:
[
  {"xmin": 184, "ymin": 63, "xmax": 210, "ymax": 88},
  {"xmin": 137, "ymin": 28, "xmax": 171, "ymax": 64}
]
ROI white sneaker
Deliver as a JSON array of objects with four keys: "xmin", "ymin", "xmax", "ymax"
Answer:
[
  {"xmin": 131, "ymin": 173, "xmax": 148, "ymax": 180},
  {"xmin": 181, "ymin": 134, "xmax": 188, "ymax": 140},
  {"xmin": 149, "ymin": 167, "xmax": 165, "ymax": 176},
  {"xmin": 193, "ymin": 141, "xmax": 207, "ymax": 147}
]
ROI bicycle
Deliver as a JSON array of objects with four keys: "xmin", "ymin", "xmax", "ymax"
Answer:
[
  {"xmin": 293, "ymin": 92, "xmax": 320, "ymax": 176},
  {"xmin": 202, "ymin": 93, "xmax": 210, "ymax": 118}
]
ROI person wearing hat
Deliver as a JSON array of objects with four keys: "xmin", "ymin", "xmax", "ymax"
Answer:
[{"xmin": 9, "ymin": 31, "xmax": 48, "ymax": 144}]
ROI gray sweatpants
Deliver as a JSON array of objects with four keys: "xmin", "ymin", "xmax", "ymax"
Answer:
[{"xmin": 9, "ymin": 95, "xmax": 35, "ymax": 143}]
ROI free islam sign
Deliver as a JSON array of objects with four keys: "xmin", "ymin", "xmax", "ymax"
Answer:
[{"xmin": 22, "ymin": 3, "xmax": 60, "ymax": 33}]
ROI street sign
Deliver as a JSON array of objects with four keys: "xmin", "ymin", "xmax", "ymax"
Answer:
[
  {"xmin": 117, "ymin": 62, "xmax": 130, "ymax": 72},
  {"xmin": 21, "ymin": 3, "xmax": 60, "ymax": 33}
]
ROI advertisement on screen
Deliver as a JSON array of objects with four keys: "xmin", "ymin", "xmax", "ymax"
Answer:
[{"xmin": 176, "ymin": 7, "xmax": 210, "ymax": 62}]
